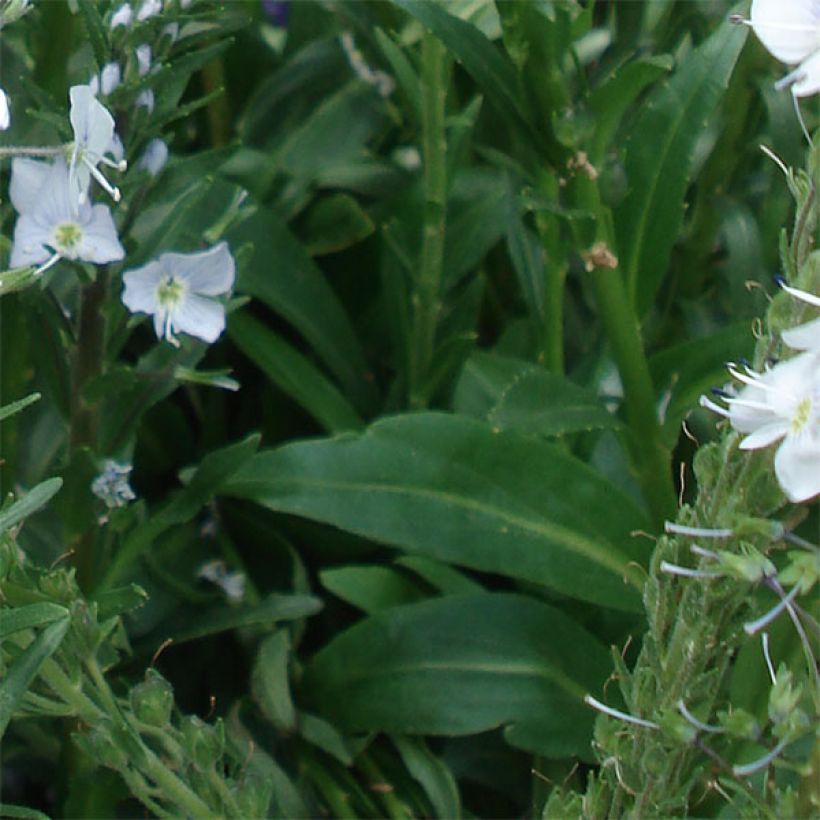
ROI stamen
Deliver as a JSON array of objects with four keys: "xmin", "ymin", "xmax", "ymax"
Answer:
[
  {"xmin": 86, "ymin": 159, "xmax": 121, "ymax": 201},
  {"xmin": 33, "ymin": 253, "xmax": 62, "ymax": 276},
  {"xmin": 779, "ymin": 281, "xmax": 820, "ymax": 308},
  {"xmin": 660, "ymin": 561, "xmax": 722, "ymax": 579},
  {"xmin": 699, "ymin": 395, "xmax": 731, "ymax": 418},
  {"xmin": 665, "ymin": 522, "xmax": 734, "ymax": 538},
  {"xmin": 761, "ymin": 633, "xmax": 777, "ymax": 685},
  {"xmin": 690, "ymin": 544, "xmax": 720, "ymax": 560},
  {"xmin": 732, "ymin": 738, "xmax": 788, "ymax": 777},
  {"xmin": 583, "ymin": 695, "xmax": 659, "ymax": 730},
  {"xmin": 760, "ymin": 144, "xmax": 791, "ymax": 178},
  {"xmin": 744, "ymin": 585, "xmax": 801, "ymax": 635},
  {"xmin": 677, "ymin": 701, "xmax": 723, "ymax": 734}
]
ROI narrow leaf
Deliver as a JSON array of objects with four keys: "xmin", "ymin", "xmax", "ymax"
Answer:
[
  {"xmin": 226, "ymin": 413, "xmax": 648, "ymax": 611},
  {"xmin": 0, "ymin": 603, "xmax": 69, "ymax": 638},
  {"xmin": 0, "ymin": 478, "xmax": 63, "ymax": 535}
]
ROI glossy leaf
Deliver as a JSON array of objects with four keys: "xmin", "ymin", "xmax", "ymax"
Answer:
[
  {"xmin": 453, "ymin": 352, "xmax": 623, "ymax": 437},
  {"xmin": 226, "ymin": 413, "xmax": 648, "ymax": 610},
  {"xmin": 615, "ymin": 20, "xmax": 747, "ymax": 314},
  {"xmin": 229, "ymin": 312, "xmax": 362, "ymax": 433},
  {"xmin": 320, "ymin": 565, "xmax": 428, "ymax": 613},
  {"xmin": 302, "ymin": 593, "xmax": 611, "ymax": 759}
]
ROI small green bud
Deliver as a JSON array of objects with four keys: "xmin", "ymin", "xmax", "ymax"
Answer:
[
  {"xmin": 717, "ymin": 549, "xmax": 776, "ymax": 583},
  {"xmin": 778, "ymin": 551, "xmax": 819, "ymax": 595},
  {"xmin": 73, "ymin": 720, "xmax": 130, "ymax": 771},
  {"xmin": 38, "ymin": 568, "xmax": 81, "ymax": 604},
  {"xmin": 718, "ymin": 708, "xmax": 761, "ymax": 741},
  {"xmin": 769, "ymin": 666, "xmax": 802, "ymax": 726},
  {"xmin": 234, "ymin": 773, "xmax": 273, "ymax": 818},
  {"xmin": 659, "ymin": 710, "xmax": 698, "ymax": 745},
  {"xmin": 130, "ymin": 669, "xmax": 174, "ymax": 727},
  {"xmin": 181, "ymin": 715, "xmax": 224, "ymax": 771}
]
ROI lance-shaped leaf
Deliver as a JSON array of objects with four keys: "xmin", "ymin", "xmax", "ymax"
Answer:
[
  {"xmin": 615, "ymin": 18, "xmax": 747, "ymax": 314},
  {"xmin": 301, "ymin": 593, "xmax": 611, "ymax": 759},
  {"xmin": 225, "ymin": 413, "xmax": 648, "ymax": 611}
]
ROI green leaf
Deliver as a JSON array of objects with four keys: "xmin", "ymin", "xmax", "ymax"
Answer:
[
  {"xmin": 0, "ymin": 603, "xmax": 69, "ymax": 638},
  {"xmin": 587, "ymin": 54, "xmax": 674, "ymax": 164},
  {"xmin": 76, "ymin": 0, "xmax": 109, "ymax": 69},
  {"xmin": 226, "ymin": 413, "xmax": 648, "ymax": 611},
  {"xmin": 392, "ymin": 0, "xmax": 531, "ymax": 136},
  {"xmin": 227, "ymin": 204, "xmax": 377, "ymax": 414},
  {"xmin": 320, "ymin": 565, "xmax": 428, "ymax": 613},
  {"xmin": 303, "ymin": 193, "xmax": 375, "ymax": 256},
  {"xmin": 391, "ymin": 736, "xmax": 461, "ymax": 820},
  {"xmin": 0, "ymin": 616, "xmax": 69, "ymax": 740},
  {"xmin": 298, "ymin": 711, "xmax": 354, "ymax": 765},
  {"xmin": 100, "ymin": 435, "xmax": 260, "ymax": 590},
  {"xmin": 650, "ymin": 322, "xmax": 754, "ymax": 444},
  {"xmin": 93, "ymin": 585, "xmax": 150, "ymax": 622},
  {"xmin": 0, "ymin": 805, "xmax": 52, "ymax": 820},
  {"xmin": 0, "ymin": 393, "xmax": 40, "ymax": 424},
  {"xmin": 172, "ymin": 366, "xmax": 240, "ymax": 392},
  {"xmin": 302, "ymin": 593, "xmax": 611, "ymax": 759},
  {"xmin": 251, "ymin": 631, "xmax": 296, "ymax": 730},
  {"xmin": 615, "ymin": 19, "xmax": 747, "ymax": 314},
  {"xmin": 0, "ymin": 478, "xmax": 63, "ymax": 536},
  {"xmin": 151, "ymin": 593, "xmax": 322, "ymax": 647},
  {"xmin": 453, "ymin": 352, "xmax": 623, "ymax": 437},
  {"xmin": 228, "ymin": 312, "xmax": 363, "ymax": 433}
]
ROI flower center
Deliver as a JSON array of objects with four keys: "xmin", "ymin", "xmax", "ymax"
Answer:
[
  {"xmin": 53, "ymin": 222, "xmax": 83, "ymax": 254},
  {"xmin": 790, "ymin": 396, "xmax": 813, "ymax": 434},
  {"xmin": 156, "ymin": 273, "xmax": 186, "ymax": 310}
]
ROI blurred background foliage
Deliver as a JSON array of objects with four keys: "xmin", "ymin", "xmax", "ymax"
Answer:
[{"xmin": 0, "ymin": 0, "xmax": 816, "ymax": 816}]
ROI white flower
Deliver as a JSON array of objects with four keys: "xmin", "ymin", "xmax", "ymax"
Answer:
[
  {"xmin": 110, "ymin": 2, "xmax": 133, "ymax": 28},
  {"xmin": 700, "ymin": 353, "xmax": 820, "ymax": 503},
  {"xmin": 136, "ymin": 88, "xmax": 155, "ymax": 113},
  {"xmin": 0, "ymin": 88, "xmax": 10, "ymax": 130},
  {"xmin": 89, "ymin": 62, "xmax": 122, "ymax": 97},
  {"xmin": 137, "ymin": 137, "xmax": 168, "ymax": 176},
  {"xmin": 749, "ymin": 0, "xmax": 820, "ymax": 96},
  {"xmin": 162, "ymin": 21, "xmax": 179, "ymax": 42},
  {"xmin": 91, "ymin": 460, "xmax": 137, "ymax": 508},
  {"xmin": 779, "ymin": 281, "xmax": 820, "ymax": 351},
  {"xmin": 68, "ymin": 85, "xmax": 127, "ymax": 204},
  {"xmin": 10, "ymin": 158, "xmax": 126, "ymax": 271},
  {"xmin": 197, "ymin": 559, "xmax": 246, "ymax": 602},
  {"xmin": 136, "ymin": 0, "xmax": 161, "ymax": 21},
  {"xmin": 121, "ymin": 243, "xmax": 235, "ymax": 345},
  {"xmin": 136, "ymin": 43, "xmax": 152, "ymax": 76}
]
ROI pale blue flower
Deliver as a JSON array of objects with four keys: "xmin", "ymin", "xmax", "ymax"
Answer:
[
  {"xmin": 122, "ymin": 243, "xmax": 235, "ymax": 345},
  {"xmin": 137, "ymin": 138, "xmax": 168, "ymax": 176},
  {"xmin": 0, "ymin": 88, "xmax": 9, "ymax": 130}
]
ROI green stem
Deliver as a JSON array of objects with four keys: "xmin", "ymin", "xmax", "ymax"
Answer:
[
  {"xmin": 572, "ymin": 178, "xmax": 676, "ymax": 525},
  {"xmin": 535, "ymin": 190, "xmax": 566, "ymax": 373},
  {"xmin": 69, "ymin": 270, "xmax": 109, "ymax": 591},
  {"xmin": 357, "ymin": 754, "xmax": 410, "ymax": 820},
  {"xmin": 201, "ymin": 58, "xmax": 230, "ymax": 147},
  {"xmin": 408, "ymin": 33, "xmax": 448, "ymax": 409}
]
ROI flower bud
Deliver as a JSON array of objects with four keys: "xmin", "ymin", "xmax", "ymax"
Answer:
[
  {"xmin": 181, "ymin": 715, "xmax": 224, "ymax": 770},
  {"xmin": 130, "ymin": 669, "xmax": 174, "ymax": 727},
  {"xmin": 769, "ymin": 666, "xmax": 802, "ymax": 726},
  {"xmin": 718, "ymin": 708, "xmax": 761, "ymax": 740}
]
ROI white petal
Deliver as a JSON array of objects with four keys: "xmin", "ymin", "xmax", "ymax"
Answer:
[
  {"xmin": 10, "ymin": 215, "xmax": 52, "ymax": 266},
  {"xmin": 136, "ymin": 44, "xmax": 152, "ymax": 76},
  {"xmin": 137, "ymin": 138, "xmax": 168, "ymax": 177},
  {"xmin": 78, "ymin": 204, "xmax": 126, "ymax": 263},
  {"xmin": 164, "ymin": 243, "xmax": 235, "ymax": 295},
  {"xmin": 739, "ymin": 421, "xmax": 788, "ymax": 450},
  {"xmin": 136, "ymin": 0, "xmax": 162, "ymax": 21},
  {"xmin": 774, "ymin": 432, "xmax": 820, "ymax": 502},
  {"xmin": 790, "ymin": 48, "xmax": 820, "ymax": 95},
  {"xmin": 122, "ymin": 261, "xmax": 163, "ymax": 314},
  {"xmin": 751, "ymin": 0, "xmax": 820, "ymax": 64},
  {"xmin": 172, "ymin": 293, "xmax": 226, "ymax": 342},
  {"xmin": 110, "ymin": 3, "xmax": 133, "ymax": 27},
  {"xmin": 0, "ymin": 88, "xmax": 10, "ymax": 130},
  {"xmin": 782, "ymin": 316, "xmax": 820, "ymax": 351},
  {"xmin": 69, "ymin": 85, "xmax": 116, "ymax": 158},
  {"xmin": 35, "ymin": 159, "xmax": 85, "ymax": 225},
  {"xmin": 136, "ymin": 89, "xmax": 155, "ymax": 112},
  {"xmin": 729, "ymin": 384, "xmax": 772, "ymax": 432},
  {"xmin": 10, "ymin": 158, "xmax": 51, "ymax": 214},
  {"xmin": 100, "ymin": 62, "xmax": 122, "ymax": 96}
]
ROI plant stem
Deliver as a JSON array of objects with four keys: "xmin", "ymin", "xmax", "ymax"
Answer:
[
  {"xmin": 408, "ymin": 33, "xmax": 448, "ymax": 409},
  {"xmin": 571, "ymin": 177, "xmax": 676, "ymax": 525},
  {"xmin": 69, "ymin": 270, "xmax": 109, "ymax": 591}
]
